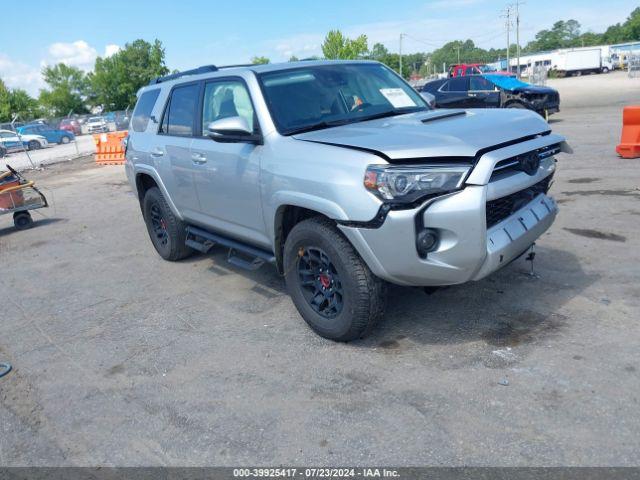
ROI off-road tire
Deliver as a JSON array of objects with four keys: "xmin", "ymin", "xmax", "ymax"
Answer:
[
  {"xmin": 142, "ymin": 187, "xmax": 192, "ymax": 261},
  {"xmin": 283, "ymin": 217, "xmax": 386, "ymax": 341}
]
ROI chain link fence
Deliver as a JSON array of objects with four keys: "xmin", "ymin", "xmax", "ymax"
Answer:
[
  {"xmin": 0, "ymin": 110, "xmax": 130, "ymax": 170},
  {"xmin": 628, "ymin": 55, "xmax": 640, "ymax": 78}
]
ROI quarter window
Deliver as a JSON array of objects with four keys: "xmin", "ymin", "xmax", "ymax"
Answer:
[
  {"xmin": 160, "ymin": 83, "xmax": 199, "ymax": 136},
  {"xmin": 131, "ymin": 89, "xmax": 160, "ymax": 132},
  {"xmin": 201, "ymin": 80, "xmax": 255, "ymax": 136}
]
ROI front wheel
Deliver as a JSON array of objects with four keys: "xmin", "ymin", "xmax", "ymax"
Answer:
[
  {"xmin": 283, "ymin": 217, "xmax": 386, "ymax": 341},
  {"xmin": 27, "ymin": 140, "xmax": 41, "ymax": 150},
  {"xmin": 60, "ymin": 136, "xmax": 71, "ymax": 144}
]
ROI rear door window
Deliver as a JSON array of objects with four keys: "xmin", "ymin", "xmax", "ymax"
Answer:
[
  {"xmin": 469, "ymin": 77, "xmax": 496, "ymax": 91},
  {"xmin": 160, "ymin": 83, "xmax": 200, "ymax": 136},
  {"xmin": 447, "ymin": 77, "xmax": 469, "ymax": 92},
  {"xmin": 132, "ymin": 89, "xmax": 160, "ymax": 132}
]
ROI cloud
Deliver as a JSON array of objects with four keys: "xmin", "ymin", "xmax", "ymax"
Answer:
[
  {"xmin": 0, "ymin": 53, "xmax": 44, "ymax": 95},
  {"xmin": 104, "ymin": 44, "xmax": 121, "ymax": 58},
  {"xmin": 47, "ymin": 40, "xmax": 98, "ymax": 70}
]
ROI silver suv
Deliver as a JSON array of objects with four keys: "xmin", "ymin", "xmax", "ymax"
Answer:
[{"xmin": 125, "ymin": 60, "xmax": 570, "ymax": 341}]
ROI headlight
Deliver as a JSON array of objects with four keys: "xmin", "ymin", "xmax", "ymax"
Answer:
[{"xmin": 364, "ymin": 164, "xmax": 471, "ymax": 203}]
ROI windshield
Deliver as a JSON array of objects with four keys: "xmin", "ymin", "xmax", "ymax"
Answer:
[
  {"xmin": 89, "ymin": 117, "xmax": 102, "ymax": 122},
  {"xmin": 258, "ymin": 63, "xmax": 429, "ymax": 135},
  {"xmin": 479, "ymin": 65, "xmax": 497, "ymax": 73}
]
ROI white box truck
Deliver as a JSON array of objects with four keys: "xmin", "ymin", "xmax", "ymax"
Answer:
[{"xmin": 553, "ymin": 48, "xmax": 611, "ymax": 76}]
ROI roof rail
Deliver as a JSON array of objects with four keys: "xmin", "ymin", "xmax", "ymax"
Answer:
[
  {"xmin": 218, "ymin": 63, "xmax": 255, "ymax": 69},
  {"xmin": 149, "ymin": 65, "xmax": 219, "ymax": 85}
]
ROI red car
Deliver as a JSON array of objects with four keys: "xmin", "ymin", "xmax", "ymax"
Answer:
[
  {"xmin": 58, "ymin": 118, "xmax": 81, "ymax": 135},
  {"xmin": 449, "ymin": 63, "xmax": 512, "ymax": 77}
]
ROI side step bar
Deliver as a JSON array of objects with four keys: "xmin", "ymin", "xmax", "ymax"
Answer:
[{"xmin": 185, "ymin": 226, "xmax": 276, "ymax": 271}]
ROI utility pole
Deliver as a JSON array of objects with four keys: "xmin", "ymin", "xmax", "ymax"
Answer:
[
  {"xmin": 502, "ymin": 6, "xmax": 512, "ymax": 73},
  {"xmin": 514, "ymin": 0, "xmax": 524, "ymax": 78}
]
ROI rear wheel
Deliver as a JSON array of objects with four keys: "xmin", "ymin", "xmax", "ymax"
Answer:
[
  {"xmin": 283, "ymin": 217, "xmax": 386, "ymax": 341},
  {"xmin": 0, "ymin": 146, "xmax": 6, "ymax": 158},
  {"xmin": 60, "ymin": 136, "xmax": 71, "ymax": 144},
  {"xmin": 506, "ymin": 102, "xmax": 526, "ymax": 109},
  {"xmin": 14, "ymin": 212, "xmax": 33, "ymax": 230},
  {"xmin": 142, "ymin": 187, "xmax": 192, "ymax": 261}
]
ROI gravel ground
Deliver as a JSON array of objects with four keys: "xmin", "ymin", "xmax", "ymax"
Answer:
[{"xmin": 0, "ymin": 73, "xmax": 639, "ymax": 467}]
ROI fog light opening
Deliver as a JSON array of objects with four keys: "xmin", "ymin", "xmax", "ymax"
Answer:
[{"xmin": 416, "ymin": 228, "xmax": 439, "ymax": 257}]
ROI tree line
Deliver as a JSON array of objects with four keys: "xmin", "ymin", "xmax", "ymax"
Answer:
[{"xmin": 0, "ymin": 7, "xmax": 638, "ymax": 123}]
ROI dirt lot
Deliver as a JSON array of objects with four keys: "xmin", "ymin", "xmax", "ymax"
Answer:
[{"xmin": 1, "ymin": 72, "xmax": 639, "ymax": 466}]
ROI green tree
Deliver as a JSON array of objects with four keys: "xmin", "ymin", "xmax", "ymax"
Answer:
[
  {"xmin": 623, "ymin": 7, "xmax": 640, "ymax": 40},
  {"xmin": 0, "ymin": 78, "xmax": 10, "ymax": 122},
  {"xmin": 321, "ymin": 30, "xmax": 368, "ymax": 59},
  {"xmin": 90, "ymin": 39, "xmax": 169, "ymax": 111},
  {"xmin": 251, "ymin": 56, "xmax": 270, "ymax": 64},
  {"xmin": 9, "ymin": 89, "xmax": 41, "ymax": 120},
  {"xmin": 288, "ymin": 55, "xmax": 299, "ymax": 62},
  {"xmin": 38, "ymin": 63, "xmax": 89, "ymax": 117}
]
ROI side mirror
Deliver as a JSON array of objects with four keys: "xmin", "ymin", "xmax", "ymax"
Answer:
[
  {"xmin": 420, "ymin": 92, "xmax": 436, "ymax": 109},
  {"xmin": 207, "ymin": 116, "xmax": 263, "ymax": 145}
]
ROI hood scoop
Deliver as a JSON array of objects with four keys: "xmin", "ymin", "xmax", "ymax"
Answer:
[{"xmin": 419, "ymin": 110, "xmax": 466, "ymax": 123}]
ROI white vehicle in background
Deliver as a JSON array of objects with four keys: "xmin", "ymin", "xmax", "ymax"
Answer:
[
  {"xmin": 87, "ymin": 116, "xmax": 108, "ymax": 134},
  {"xmin": 552, "ymin": 48, "xmax": 612, "ymax": 76},
  {"xmin": 0, "ymin": 129, "xmax": 49, "ymax": 151}
]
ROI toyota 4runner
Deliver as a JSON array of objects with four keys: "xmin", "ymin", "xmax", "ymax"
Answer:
[{"xmin": 125, "ymin": 60, "xmax": 571, "ymax": 341}]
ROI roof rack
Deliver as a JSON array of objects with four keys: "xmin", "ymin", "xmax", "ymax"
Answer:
[
  {"xmin": 149, "ymin": 65, "xmax": 219, "ymax": 85},
  {"xmin": 149, "ymin": 63, "xmax": 261, "ymax": 85}
]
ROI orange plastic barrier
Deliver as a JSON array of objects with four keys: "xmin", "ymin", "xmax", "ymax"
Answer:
[
  {"xmin": 94, "ymin": 131, "xmax": 128, "ymax": 165},
  {"xmin": 616, "ymin": 106, "xmax": 640, "ymax": 159}
]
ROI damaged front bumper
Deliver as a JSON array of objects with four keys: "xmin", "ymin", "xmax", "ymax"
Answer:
[{"xmin": 338, "ymin": 134, "xmax": 568, "ymax": 287}]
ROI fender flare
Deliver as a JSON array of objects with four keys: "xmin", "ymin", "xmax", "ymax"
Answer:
[{"xmin": 133, "ymin": 165, "xmax": 184, "ymax": 220}]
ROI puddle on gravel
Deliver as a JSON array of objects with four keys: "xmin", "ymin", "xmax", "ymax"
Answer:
[
  {"xmin": 564, "ymin": 228, "xmax": 626, "ymax": 242},
  {"xmin": 561, "ymin": 189, "xmax": 640, "ymax": 199},
  {"xmin": 567, "ymin": 178, "xmax": 600, "ymax": 184}
]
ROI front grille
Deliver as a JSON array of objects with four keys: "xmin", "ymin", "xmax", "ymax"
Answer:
[
  {"xmin": 492, "ymin": 143, "xmax": 561, "ymax": 178},
  {"xmin": 486, "ymin": 174, "xmax": 553, "ymax": 228}
]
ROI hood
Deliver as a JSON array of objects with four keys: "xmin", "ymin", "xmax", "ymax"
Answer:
[
  {"xmin": 292, "ymin": 109, "xmax": 550, "ymax": 161},
  {"xmin": 513, "ymin": 85, "xmax": 558, "ymax": 95}
]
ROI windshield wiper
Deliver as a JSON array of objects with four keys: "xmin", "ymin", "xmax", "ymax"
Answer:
[
  {"xmin": 287, "ymin": 108, "xmax": 426, "ymax": 136},
  {"xmin": 286, "ymin": 119, "xmax": 353, "ymax": 135}
]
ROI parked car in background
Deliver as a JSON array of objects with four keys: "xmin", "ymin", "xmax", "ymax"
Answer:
[
  {"xmin": 126, "ymin": 60, "xmax": 569, "ymax": 341},
  {"xmin": 59, "ymin": 118, "xmax": 82, "ymax": 135},
  {"xmin": 420, "ymin": 74, "xmax": 560, "ymax": 118},
  {"xmin": 87, "ymin": 116, "xmax": 108, "ymax": 134},
  {"xmin": 0, "ymin": 129, "xmax": 48, "ymax": 150},
  {"xmin": 448, "ymin": 63, "xmax": 512, "ymax": 77},
  {"xmin": 0, "ymin": 122, "xmax": 24, "ymax": 131},
  {"xmin": 17, "ymin": 124, "xmax": 75, "ymax": 144}
]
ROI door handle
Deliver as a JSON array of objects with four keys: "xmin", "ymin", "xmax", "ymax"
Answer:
[
  {"xmin": 150, "ymin": 148, "xmax": 164, "ymax": 157},
  {"xmin": 191, "ymin": 152, "xmax": 207, "ymax": 164}
]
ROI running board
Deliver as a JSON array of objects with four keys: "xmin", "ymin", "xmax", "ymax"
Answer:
[{"xmin": 185, "ymin": 226, "xmax": 276, "ymax": 271}]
